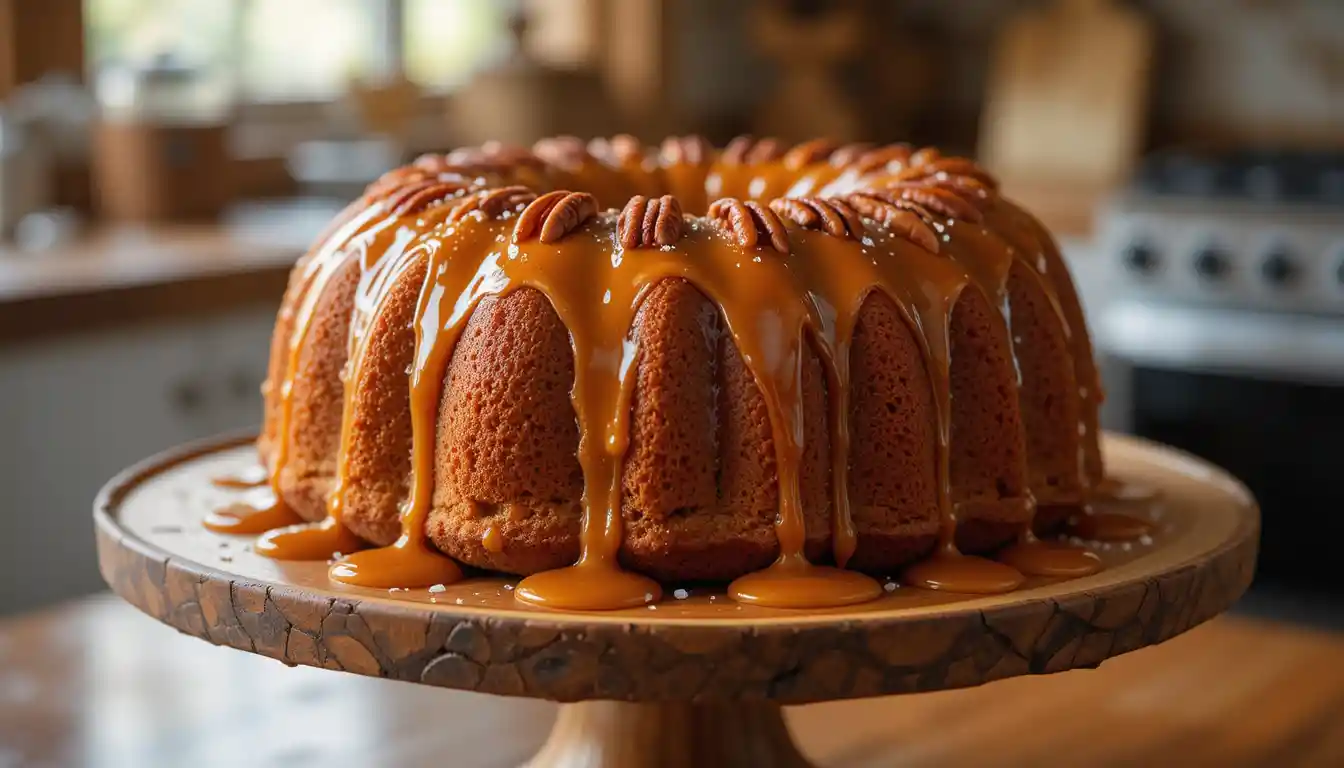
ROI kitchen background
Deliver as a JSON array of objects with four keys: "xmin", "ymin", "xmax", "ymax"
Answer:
[{"xmin": 0, "ymin": 0, "xmax": 1341, "ymax": 620}]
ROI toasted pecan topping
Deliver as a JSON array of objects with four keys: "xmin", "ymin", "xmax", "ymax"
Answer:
[
  {"xmin": 476, "ymin": 141, "xmax": 546, "ymax": 168},
  {"xmin": 843, "ymin": 192, "xmax": 940, "ymax": 253},
  {"xmin": 413, "ymin": 152, "xmax": 474, "ymax": 172},
  {"xmin": 909, "ymin": 146, "xmax": 942, "ymax": 167},
  {"xmin": 782, "ymin": 139, "xmax": 839, "ymax": 170},
  {"xmin": 589, "ymin": 134, "xmax": 644, "ymax": 166},
  {"xmin": 618, "ymin": 195, "xmax": 684, "ymax": 249},
  {"xmin": 850, "ymin": 143, "xmax": 914, "ymax": 176},
  {"xmin": 908, "ymin": 170, "xmax": 996, "ymax": 201},
  {"xmin": 659, "ymin": 135, "xmax": 713, "ymax": 166},
  {"xmin": 769, "ymin": 197, "xmax": 865, "ymax": 240},
  {"xmin": 513, "ymin": 190, "xmax": 599, "ymax": 244},
  {"xmin": 390, "ymin": 179, "xmax": 479, "ymax": 216},
  {"xmin": 364, "ymin": 167, "xmax": 434, "ymax": 200},
  {"xmin": 422, "ymin": 151, "xmax": 508, "ymax": 177},
  {"xmin": 721, "ymin": 135, "xmax": 786, "ymax": 165},
  {"xmin": 829, "ymin": 142, "xmax": 875, "ymax": 167},
  {"xmin": 532, "ymin": 136, "xmax": 592, "ymax": 169},
  {"xmin": 884, "ymin": 182, "xmax": 985, "ymax": 223},
  {"xmin": 447, "ymin": 186, "xmax": 537, "ymax": 224},
  {"xmin": 894, "ymin": 157, "xmax": 1000, "ymax": 191},
  {"xmin": 708, "ymin": 198, "xmax": 790, "ymax": 253}
]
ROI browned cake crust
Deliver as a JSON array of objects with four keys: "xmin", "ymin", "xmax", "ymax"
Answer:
[{"xmin": 259, "ymin": 136, "xmax": 1103, "ymax": 584}]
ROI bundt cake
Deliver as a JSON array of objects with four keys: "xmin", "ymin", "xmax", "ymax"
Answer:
[{"xmin": 208, "ymin": 134, "xmax": 1111, "ymax": 610}]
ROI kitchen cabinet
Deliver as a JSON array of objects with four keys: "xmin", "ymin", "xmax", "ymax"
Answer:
[{"xmin": 0, "ymin": 302, "xmax": 277, "ymax": 615}]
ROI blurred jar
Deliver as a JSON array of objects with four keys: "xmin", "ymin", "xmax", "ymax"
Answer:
[
  {"xmin": 91, "ymin": 53, "xmax": 234, "ymax": 222},
  {"xmin": 0, "ymin": 110, "xmax": 54, "ymax": 239},
  {"xmin": 95, "ymin": 52, "xmax": 233, "ymax": 126}
]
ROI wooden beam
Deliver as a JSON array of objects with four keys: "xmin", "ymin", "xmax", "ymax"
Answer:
[{"xmin": 0, "ymin": 0, "xmax": 85, "ymax": 99}]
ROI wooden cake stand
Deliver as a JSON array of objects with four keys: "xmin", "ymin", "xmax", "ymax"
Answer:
[{"xmin": 95, "ymin": 433, "xmax": 1258, "ymax": 767}]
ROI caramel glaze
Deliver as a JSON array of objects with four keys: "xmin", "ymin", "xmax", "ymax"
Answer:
[
  {"xmin": 209, "ymin": 465, "xmax": 268, "ymax": 489},
  {"xmin": 242, "ymin": 174, "xmax": 487, "ymax": 579},
  {"xmin": 203, "ymin": 490, "xmax": 302, "ymax": 535},
  {"xmin": 1064, "ymin": 509, "xmax": 1156, "ymax": 542},
  {"xmin": 230, "ymin": 135, "xmax": 1119, "ymax": 610}
]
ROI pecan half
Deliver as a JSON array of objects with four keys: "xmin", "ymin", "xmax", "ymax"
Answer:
[
  {"xmin": 618, "ymin": 195, "xmax": 684, "ymax": 249},
  {"xmin": 513, "ymin": 190, "xmax": 599, "ymax": 244},
  {"xmin": 707, "ymin": 198, "xmax": 790, "ymax": 254},
  {"xmin": 908, "ymin": 146, "xmax": 942, "ymax": 167},
  {"xmin": 782, "ymin": 139, "xmax": 838, "ymax": 170},
  {"xmin": 829, "ymin": 142, "xmax": 875, "ymax": 168},
  {"xmin": 892, "ymin": 156, "xmax": 999, "ymax": 192},
  {"xmin": 659, "ymin": 135, "xmax": 712, "ymax": 166},
  {"xmin": 843, "ymin": 192, "xmax": 940, "ymax": 253},
  {"xmin": 532, "ymin": 136, "xmax": 592, "ymax": 169},
  {"xmin": 721, "ymin": 135, "xmax": 786, "ymax": 165},
  {"xmin": 475, "ymin": 141, "xmax": 547, "ymax": 169},
  {"xmin": 884, "ymin": 182, "xmax": 985, "ymax": 223},
  {"xmin": 426, "ymin": 151, "xmax": 505, "ymax": 176},
  {"xmin": 364, "ymin": 167, "xmax": 433, "ymax": 201},
  {"xmin": 769, "ymin": 197, "xmax": 865, "ymax": 240},
  {"xmin": 390, "ymin": 179, "xmax": 479, "ymax": 216},
  {"xmin": 589, "ymin": 134, "xmax": 644, "ymax": 166},
  {"xmin": 849, "ymin": 143, "xmax": 914, "ymax": 176},
  {"xmin": 447, "ymin": 186, "xmax": 537, "ymax": 224}
]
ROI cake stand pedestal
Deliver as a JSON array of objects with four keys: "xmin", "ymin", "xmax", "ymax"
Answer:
[{"xmin": 94, "ymin": 434, "xmax": 1258, "ymax": 768}]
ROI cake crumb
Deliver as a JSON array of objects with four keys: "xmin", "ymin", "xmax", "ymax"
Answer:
[{"xmin": 455, "ymin": 598, "xmax": 464, "ymax": 605}]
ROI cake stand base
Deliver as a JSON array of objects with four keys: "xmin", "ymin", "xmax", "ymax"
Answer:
[
  {"xmin": 94, "ymin": 433, "xmax": 1258, "ymax": 768},
  {"xmin": 527, "ymin": 701, "xmax": 808, "ymax": 768}
]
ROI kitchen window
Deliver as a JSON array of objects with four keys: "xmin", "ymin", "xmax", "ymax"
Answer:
[{"xmin": 85, "ymin": 0, "xmax": 511, "ymax": 103}]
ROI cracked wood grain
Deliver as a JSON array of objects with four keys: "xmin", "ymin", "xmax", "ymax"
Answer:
[{"xmin": 94, "ymin": 435, "xmax": 1259, "ymax": 705}]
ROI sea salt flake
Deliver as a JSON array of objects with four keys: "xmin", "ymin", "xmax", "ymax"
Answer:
[
  {"xmin": 673, "ymin": 589, "xmax": 689, "ymax": 600},
  {"xmin": 428, "ymin": 584, "xmax": 447, "ymax": 594}
]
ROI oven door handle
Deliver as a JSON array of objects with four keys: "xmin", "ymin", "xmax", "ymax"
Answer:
[{"xmin": 1100, "ymin": 302, "xmax": 1344, "ymax": 384}]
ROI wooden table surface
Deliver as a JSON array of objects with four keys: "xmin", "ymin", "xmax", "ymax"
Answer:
[{"xmin": 1, "ymin": 596, "xmax": 1341, "ymax": 768}]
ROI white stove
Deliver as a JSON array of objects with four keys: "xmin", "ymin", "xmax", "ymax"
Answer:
[
  {"xmin": 1084, "ymin": 150, "xmax": 1344, "ymax": 596},
  {"xmin": 1093, "ymin": 150, "xmax": 1344, "ymax": 384}
]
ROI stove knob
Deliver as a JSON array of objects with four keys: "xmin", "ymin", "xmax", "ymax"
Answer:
[
  {"xmin": 1122, "ymin": 242, "xmax": 1159, "ymax": 275},
  {"xmin": 1260, "ymin": 249, "xmax": 1296, "ymax": 287},
  {"xmin": 1193, "ymin": 247, "xmax": 1230, "ymax": 281}
]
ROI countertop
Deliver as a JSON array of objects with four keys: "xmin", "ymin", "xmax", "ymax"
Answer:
[
  {"xmin": 0, "ymin": 201, "xmax": 343, "ymax": 345},
  {"xmin": 1, "ymin": 595, "xmax": 1340, "ymax": 767}
]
